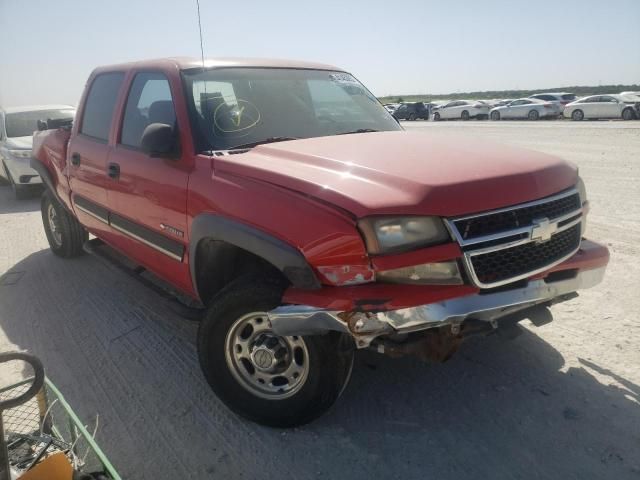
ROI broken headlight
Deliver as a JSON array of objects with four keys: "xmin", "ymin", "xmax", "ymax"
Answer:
[
  {"xmin": 377, "ymin": 261, "xmax": 463, "ymax": 285},
  {"xmin": 357, "ymin": 216, "xmax": 450, "ymax": 254}
]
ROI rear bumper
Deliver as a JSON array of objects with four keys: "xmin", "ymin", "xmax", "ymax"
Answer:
[{"xmin": 269, "ymin": 239, "xmax": 609, "ymax": 347}]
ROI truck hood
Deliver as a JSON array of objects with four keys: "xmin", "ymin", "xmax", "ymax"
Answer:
[
  {"xmin": 3, "ymin": 136, "xmax": 33, "ymax": 150},
  {"xmin": 215, "ymin": 131, "xmax": 578, "ymax": 218}
]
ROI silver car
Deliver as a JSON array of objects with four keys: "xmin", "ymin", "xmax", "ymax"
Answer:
[
  {"xmin": 0, "ymin": 105, "xmax": 75, "ymax": 198},
  {"xmin": 489, "ymin": 98, "xmax": 562, "ymax": 121}
]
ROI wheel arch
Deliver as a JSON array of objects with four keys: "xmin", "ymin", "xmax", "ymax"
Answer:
[{"xmin": 190, "ymin": 214, "xmax": 321, "ymax": 304}]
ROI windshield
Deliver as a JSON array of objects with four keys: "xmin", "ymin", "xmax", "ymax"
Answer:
[
  {"xmin": 5, "ymin": 109, "xmax": 75, "ymax": 138},
  {"xmin": 182, "ymin": 68, "xmax": 401, "ymax": 151}
]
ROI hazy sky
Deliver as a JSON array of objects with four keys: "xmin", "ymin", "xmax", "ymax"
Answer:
[{"xmin": 1, "ymin": 0, "xmax": 639, "ymax": 107}]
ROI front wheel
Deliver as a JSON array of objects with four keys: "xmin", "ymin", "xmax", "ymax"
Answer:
[
  {"xmin": 197, "ymin": 276, "xmax": 354, "ymax": 428},
  {"xmin": 433, "ymin": 112, "xmax": 441, "ymax": 121},
  {"xmin": 490, "ymin": 111, "xmax": 501, "ymax": 121},
  {"xmin": 622, "ymin": 108, "xmax": 635, "ymax": 121},
  {"xmin": 408, "ymin": 113, "xmax": 416, "ymax": 121},
  {"xmin": 41, "ymin": 190, "xmax": 88, "ymax": 257},
  {"xmin": 461, "ymin": 110, "xmax": 470, "ymax": 121},
  {"xmin": 571, "ymin": 109, "xmax": 584, "ymax": 121}
]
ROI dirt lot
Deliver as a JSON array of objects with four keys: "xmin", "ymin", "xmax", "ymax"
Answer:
[{"xmin": 1, "ymin": 121, "xmax": 639, "ymax": 479}]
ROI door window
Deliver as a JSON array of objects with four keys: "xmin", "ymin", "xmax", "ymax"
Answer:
[
  {"xmin": 81, "ymin": 72, "xmax": 125, "ymax": 141},
  {"xmin": 121, "ymin": 72, "xmax": 176, "ymax": 149}
]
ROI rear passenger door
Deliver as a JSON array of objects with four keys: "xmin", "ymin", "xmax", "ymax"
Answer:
[
  {"xmin": 69, "ymin": 72, "xmax": 125, "ymax": 234},
  {"xmin": 106, "ymin": 71, "xmax": 191, "ymax": 292}
]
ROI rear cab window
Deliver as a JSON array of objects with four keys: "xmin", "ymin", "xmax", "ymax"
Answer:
[{"xmin": 80, "ymin": 72, "xmax": 125, "ymax": 142}]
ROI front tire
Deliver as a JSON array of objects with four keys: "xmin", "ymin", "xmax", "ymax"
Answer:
[
  {"xmin": 490, "ymin": 111, "xmax": 501, "ymax": 121},
  {"xmin": 571, "ymin": 109, "xmax": 584, "ymax": 121},
  {"xmin": 408, "ymin": 113, "xmax": 416, "ymax": 121},
  {"xmin": 461, "ymin": 110, "xmax": 470, "ymax": 121},
  {"xmin": 433, "ymin": 112, "xmax": 440, "ymax": 121},
  {"xmin": 41, "ymin": 190, "xmax": 87, "ymax": 257},
  {"xmin": 198, "ymin": 276, "xmax": 354, "ymax": 428}
]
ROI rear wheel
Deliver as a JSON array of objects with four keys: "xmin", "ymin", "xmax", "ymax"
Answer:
[
  {"xmin": 198, "ymin": 276, "xmax": 355, "ymax": 427},
  {"xmin": 41, "ymin": 190, "xmax": 88, "ymax": 257},
  {"xmin": 461, "ymin": 110, "xmax": 470, "ymax": 121},
  {"xmin": 622, "ymin": 108, "xmax": 635, "ymax": 121},
  {"xmin": 490, "ymin": 111, "xmax": 501, "ymax": 121},
  {"xmin": 528, "ymin": 109, "xmax": 540, "ymax": 121},
  {"xmin": 571, "ymin": 109, "xmax": 584, "ymax": 121}
]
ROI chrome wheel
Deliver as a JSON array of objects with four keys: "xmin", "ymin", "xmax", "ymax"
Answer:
[
  {"xmin": 225, "ymin": 312, "xmax": 309, "ymax": 400},
  {"xmin": 47, "ymin": 203, "xmax": 62, "ymax": 246}
]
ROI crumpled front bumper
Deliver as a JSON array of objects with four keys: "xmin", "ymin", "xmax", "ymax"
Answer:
[{"xmin": 268, "ymin": 240, "xmax": 609, "ymax": 349}]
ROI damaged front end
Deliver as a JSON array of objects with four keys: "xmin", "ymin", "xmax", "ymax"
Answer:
[{"xmin": 268, "ymin": 265, "xmax": 606, "ymax": 362}]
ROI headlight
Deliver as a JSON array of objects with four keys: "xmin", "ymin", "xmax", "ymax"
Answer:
[
  {"xmin": 8, "ymin": 149, "xmax": 32, "ymax": 159},
  {"xmin": 576, "ymin": 177, "xmax": 588, "ymax": 235},
  {"xmin": 357, "ymin": 216, "xmax": 450, "ymax": 254},
  {"xmin": 377, "ymin": 261, "xmax": 463, "ymax": 285}
]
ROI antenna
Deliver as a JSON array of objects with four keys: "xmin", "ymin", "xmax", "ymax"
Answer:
[{"xmin": 196, "ymin": 0, "xmax": 206, "ymax": 70}]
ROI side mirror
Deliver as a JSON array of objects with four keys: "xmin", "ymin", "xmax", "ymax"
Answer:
[{"xmin": 140, "ymin": 123, "xmax": 178, "ymax": 157}]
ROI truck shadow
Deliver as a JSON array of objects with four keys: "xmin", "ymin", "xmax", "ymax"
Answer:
[{"xmin": 1, "ymin": 250, "xmax": 638, "ymax": 480}]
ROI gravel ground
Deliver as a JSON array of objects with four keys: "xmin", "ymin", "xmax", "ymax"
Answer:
[{"xmin": 0, "ymin": 121, "xmax": 639, "ymax": 479}]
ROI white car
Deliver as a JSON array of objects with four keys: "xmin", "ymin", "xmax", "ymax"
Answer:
[
  {"xmin": 0, "ymin": 105, "xmax": 75, "ymax": 198},
  {"xmin": 563, "ymin": 95, "xmax": 637, "ymax": 121},
  {"xmin": 431, "ymin": 100, "xmax": 490, "ymax": 121},
  {"xmin": 383, "ymin": 103, "xmax": 401, "ymax": 114},
  {"xmin": 528, "ymin": 92, "xmax": 577, "ymax": 107},
  {"xmin": 490, "ymin": 98, "xmax": 562, "ymax": 121}
]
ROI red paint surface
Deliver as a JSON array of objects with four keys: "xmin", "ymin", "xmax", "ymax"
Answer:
[{"xmin": 32, "ymin": 57, "xmax": 605, "ymax": 305}]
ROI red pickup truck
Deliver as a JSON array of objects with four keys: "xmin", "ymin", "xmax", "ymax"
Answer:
[{"xmin": 31, "ymin": 57, "xmax": 609, "ymax": 427}]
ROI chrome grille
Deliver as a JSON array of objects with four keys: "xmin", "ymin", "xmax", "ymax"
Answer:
[{"xmin": 447, "ymin": 189, "xmax": 583, "ymax": 288}]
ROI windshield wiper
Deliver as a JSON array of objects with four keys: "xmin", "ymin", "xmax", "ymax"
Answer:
[
  {"xmin": 229, "ymin": 136, "xmax": 298, "ymax": 150},
  {"xmin": 337, "ymin": 128, "xmax": 379, "ymax": 135}
]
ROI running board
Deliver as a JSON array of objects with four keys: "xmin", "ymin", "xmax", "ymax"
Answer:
[{"xmin": 83, "ymin": 238, "xmax": 205, "ymax": 321}]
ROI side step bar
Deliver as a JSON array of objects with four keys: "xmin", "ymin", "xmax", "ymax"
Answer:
[{"xmin": 83, "ymin": 238, "xmax": 205, "ymax": 321}]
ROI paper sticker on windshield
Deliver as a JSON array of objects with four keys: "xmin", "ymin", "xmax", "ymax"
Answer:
[{"xmin": 329, "ymin": 73, "xmax": 358, "ymax": 84}]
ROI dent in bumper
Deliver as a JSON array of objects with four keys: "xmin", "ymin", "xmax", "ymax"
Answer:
[{"xmin": 269, "ymin": 239, "xmax": 609, "ymax": 348}]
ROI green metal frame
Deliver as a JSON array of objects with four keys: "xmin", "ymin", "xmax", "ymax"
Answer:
[{"xmin": 1, "ymin": 377, "xmax": 121, "ymax": 480}]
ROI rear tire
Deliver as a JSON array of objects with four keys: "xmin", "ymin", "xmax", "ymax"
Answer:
[
  {"xmin": 41, "ymin": 190, "xmax": 88, "ymax": 258},
  {"xmin": 490, "ymin": 111, "xmax": 501, "ymax": 121},
  {"xmin": 198, "ymin": 276, "xmax": 355, "ymax": 428},
  {"xmin": 622, "ymin": 108, "xmax": 635, "ymax": 121},
  {"xmin": 461, "ymin": 110, "xmax": 470, "ymax": 121},
  {"xmin": 528, "ymin": 109, "xmax": 540, "ymax": 121},
  {"xmin": 571, "ymin": 109, "xmax": 584, "ymax": 121}
]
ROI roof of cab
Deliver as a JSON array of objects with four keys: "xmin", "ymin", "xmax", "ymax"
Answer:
[{"xmin": 91, "ymin": 57, "xmax": 344, "ymax": 74}]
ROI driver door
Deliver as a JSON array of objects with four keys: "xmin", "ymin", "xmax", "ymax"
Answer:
[{"xmin": 106, "ymin": 71, "xmax": 192, "ymax": 293}]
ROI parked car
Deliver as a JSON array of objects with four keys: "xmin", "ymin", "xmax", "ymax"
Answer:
[
  {"xmin": 0, "ymin": 105, "xmax": 75, "ymax": 198},
  {"xmin": 529, "ymin": 92, "xmax": 577, "ymax": 107},
  {"xmin": 490, "ymin": 98, "xmax": 562, "ymax": 121},
  {"xmin": 563, "ymin": 95, "xmax": 637, "ymax": 121},
  {"xmin": 392, "ymin": 102, "xmax": 430, "ymax": 120},
  {"xmin": 32, "ymin": 57, "xmax": 608, "ymax": 428},
  {"xmin": 431, "ymin": 100, "xmax": 490, "ymax": 120},
  {"xmin": 383, "ymin": 103, "xmax": 401, "ymax": 114}
]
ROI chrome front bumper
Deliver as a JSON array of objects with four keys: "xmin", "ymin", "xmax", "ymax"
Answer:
[{"xmin": 268, "ymin": 266, "xmax": 606, "ymax": 348}]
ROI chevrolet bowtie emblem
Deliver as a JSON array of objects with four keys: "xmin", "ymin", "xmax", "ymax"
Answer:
[{"xmin": 531, "ymin": 217, "xmax": 557, "ymax": 243}]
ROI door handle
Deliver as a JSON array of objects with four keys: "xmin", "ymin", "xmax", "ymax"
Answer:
[
  {"xmin": 107, "ymin": 162, "xmax": 120, "ymax": 179},
  {"xmin": 71, "ymin": 152, "xmax": 81, "ymax": 166}
]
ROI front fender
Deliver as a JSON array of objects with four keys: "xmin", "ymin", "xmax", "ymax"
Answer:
[{"xmin": 189, "ymin": 214, "xmax": 321, "ymax": 294}]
